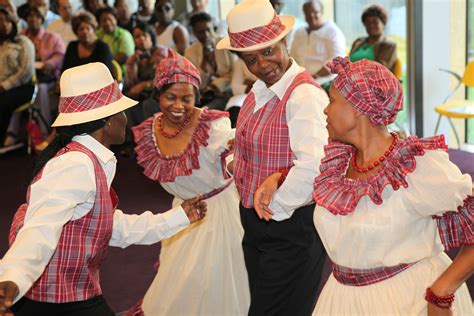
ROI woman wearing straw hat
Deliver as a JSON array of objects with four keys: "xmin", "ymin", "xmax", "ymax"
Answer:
[
  {"xmin": 255, "ymin": 57, "xmax": 474, "ymax": 315},
  {"xmin": 127, "ymin": 49, "xmax": 250, "ymax": 315},
  {"xmin": 216, "ymin": 0, "xmax": 329, "ymax": 314},
  {"xmin": 0, "ymin": 62, "xmax": 207, "ymax": 316}
]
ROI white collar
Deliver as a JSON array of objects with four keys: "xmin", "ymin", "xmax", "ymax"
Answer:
[
  {"xmin": 252, "ymin": 58, "xmax": 304, "ymax": 100},
  {"xmin": 72, "ymin": 134, "xmax": 116, "ymax": 164}
]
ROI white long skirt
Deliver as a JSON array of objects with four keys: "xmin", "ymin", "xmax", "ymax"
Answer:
[
  {"xmin": 313, "ymin": 252, "xmax": 472, "ymax": 315},
  {"xmin": 141, "ymin": 183, "xmax": 250, "ymax": 316}
]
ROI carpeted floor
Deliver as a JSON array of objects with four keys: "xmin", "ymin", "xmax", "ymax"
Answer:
[{"xmin": 0, "ymin": 148, "xmax": 473, "ymax": 312}]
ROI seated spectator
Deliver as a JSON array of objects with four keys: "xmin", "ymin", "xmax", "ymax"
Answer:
[
  {"xmin": 154, "ymin": 0, "xmax": 189, "ymax": 55},
  {"xmin": 290, "ymin": 0, "xmax": 345, "ymax": 86},
  {"xmin": 185, "ymin": 12, "xmax": 234, "ymax": 110},
  {"xmin": 23, "ymin": 6, "xmax": 65, "ymax": 135},
  {"xmin": 114, "ymin": 0, "xmax": 133, "ymax": 32},
  {"xmin": 349, "ymin": 4, "xmax": 397, "ymax": 74},
  {"xmin": 225, "ymin": 57, "xmax": 257, "ymax": 127},
  {"xmin": 47, "ymin": 0, "xmax": 76, "ymax": 46},
  {"xmin": 96, "ymin": 6, "xmax": 134, "ymax": 66},
  {"xmin": 178, "ymin": 0, "xmax": 225, "ymax": 44},
  {"xmin": 62, "ymin": 11, "xmax": 113, "ymax": 74},
  {"xmin": 131, "ymin": 0, "xmax": 155, "ymax": 25},
  {"xmin": 0, "ymin": 6, "xmax": 35, "ymax": 150},
  {"xmin": 81, "ymin": 0, "xmax": 105, "ymax": 17},
  {"xmin": 17, "ymin": 0, "xmax": 59, "ymax": 28},
  {"xmin": 125, "ymin": 21, "xmax": 168, "ymax": 123}
]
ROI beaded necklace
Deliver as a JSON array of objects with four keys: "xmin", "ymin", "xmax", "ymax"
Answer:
[
  {"xmin": 351, "ymin": 132, "xmax": 399, "ymax": 173},
  {"xmin": 157, "ymin": 112, "xmax": 193, "ymax": 138}
]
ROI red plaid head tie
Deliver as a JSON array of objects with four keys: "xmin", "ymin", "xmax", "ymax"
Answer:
[{"xmin": 153, "ymin": 49, "xmax": 201, "ymax": 91}]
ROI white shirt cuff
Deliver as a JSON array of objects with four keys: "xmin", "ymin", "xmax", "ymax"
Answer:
[{"xmin": 162, "ymin": 205, "xmax": 190, "ymax": 229}]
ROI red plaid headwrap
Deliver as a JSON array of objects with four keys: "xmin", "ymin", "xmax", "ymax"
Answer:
[
  {"xmin": 228, "ymin": 13, "xmax": 285, "ymax": 49},
  {"xmin": 59, "ymin": 82, "xmax": 123, "ymax": 114},
  {"xmin": 153, "ymin": 49, "xmax": 201, "ymax": 91},
  {"xmin": 327, "ymin": 57, "xmax": 403, "ymax": 126}
]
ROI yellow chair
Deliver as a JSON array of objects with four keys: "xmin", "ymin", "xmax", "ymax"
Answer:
[
  {"xmin": 392, "ymin": 58, "xmax": 402, "ymax": 81},
  {"xmin": 111, "ymin": 59, "xmax": 123, "ymax": 90},
  {"xmin": 434, "ymin": 61, "xmax": 474, "ymax": 148}
]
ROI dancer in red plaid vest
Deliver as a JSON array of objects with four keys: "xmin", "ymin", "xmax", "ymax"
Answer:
[
  {"xmin": 0, "ymin": 62, "xmax": 207, "ymax": 316},
  {"xmin": 216, "ymin": 1, "xmax": 329, "ymax": 314},
  {"xmin": 257, "ymin": 57, "xmax": 474, "ymax": 315}
]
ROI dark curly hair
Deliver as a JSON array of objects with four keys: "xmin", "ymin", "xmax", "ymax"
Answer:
[
  {"xmin": 132, "ymin": 21, "xmax": 156, "ymax": 47},
  {"xmin": 0, "ymin": 6, "xmax": 18, "ymax": 41},
  {"xmin": 361, "ymin": 4, "xmax": 388, "ymax": 25},
  {"xmin": 96, "ymin": 6, "xmax": 117, "ymax": 23}
]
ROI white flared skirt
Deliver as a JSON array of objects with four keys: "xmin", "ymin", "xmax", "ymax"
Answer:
[
  {"xmin": 141, "ymin": 183, "xmax": 250, "ymax": 315},
  {"xmin": 313, "ymin": 252, "xmax": 472, "ymax": 315}
]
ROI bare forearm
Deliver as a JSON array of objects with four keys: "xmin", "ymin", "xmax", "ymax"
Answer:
[{"xmin": 430, "ymin": 245, "xmax": 474, "ymax": 295}]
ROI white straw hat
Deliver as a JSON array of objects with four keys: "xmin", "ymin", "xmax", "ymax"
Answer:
[
  {"xmin": 216, "ymin": 0, "xmax": 295, "ymax": 52},
  {"xmin": 52, "ymin": 62, "xmax": 137, "ymax": 127}
]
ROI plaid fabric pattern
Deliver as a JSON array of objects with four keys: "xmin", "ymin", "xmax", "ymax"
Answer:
[
  {"xmin": 228, "ymin": 13, "xmax": 285, "ymax": 49},
  {"xmin": 332, "ymin": 262, "xmax": 415, "ymax": 286},
  {"xmin": 153, "ymin": 48, "xmax": 201, "ymax": 91},
  {"xmin": 433, "ymin": 195, "xmax": 474, "ymax": 252},
  {"xmin": 327, "ymin": 56, "xmax": 403, "ymax": 126},
  {"xmin": 59, "ymin": 82, "xmax": 123, "ymax": 114},
  {"xmin": 9, "ymin": 142, "xmax": 117, "ymax": 303},
  {"xmin": 234, "ymin": 71, "xmax": 316, "ymax": 208},
  {"xmin": 313, "ymin": 135, "xmax": 448, "ymax": 215},
  {"xmin": 133, "ymin": 108, "xmax": 228, "ymax": 182}
]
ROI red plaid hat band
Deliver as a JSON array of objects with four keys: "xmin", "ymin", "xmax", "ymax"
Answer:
[
  {"xmin": 59, "ymin": 82, "xmax": 123, "ymax": 114},
  {"xmin": 228, "ymin": 13, "xmax": 285, "ymax": 49}
]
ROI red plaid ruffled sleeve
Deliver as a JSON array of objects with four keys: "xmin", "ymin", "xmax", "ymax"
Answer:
[
  {"xmin": 433, "ymin": 196, "xmax": 474, "ymax": 251},
  {"xmin": 312, "ymin": 135, "xmax": 448, "ymax": 215},
  {"xmin": 132, "ymin": 108, "xmax": 229, "ymax": 182}
]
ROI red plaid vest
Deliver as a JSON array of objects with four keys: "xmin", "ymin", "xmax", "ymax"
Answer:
[
  {"xmin": 234, "ymin": 70, "xmax": 318, "ymax": 208},
  {"xmin": 9, "ymin": 141, "xmax": 118, "ymax": 303}
]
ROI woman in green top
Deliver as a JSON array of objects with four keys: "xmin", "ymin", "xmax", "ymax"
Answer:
[{"xmin": 349, "ymin": 4, "xmax": 397, "ymax": 74}]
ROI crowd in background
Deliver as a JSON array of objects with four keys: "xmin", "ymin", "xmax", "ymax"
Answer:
[{"xmin": 0, "ymin": 0, "xmax": 397, "ymax": 154}]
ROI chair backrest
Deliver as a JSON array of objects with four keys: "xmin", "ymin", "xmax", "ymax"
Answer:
[
  {"xmin": 111, "ymin": 59, "xmax": 123, "ymax": 82},
  {"xmin": 392, "ymin": 58, "xmax": 402, "ymax": 81},
  {"xmin": 461, "ymin": 61, "xmax": 474, "ymax": 87}
]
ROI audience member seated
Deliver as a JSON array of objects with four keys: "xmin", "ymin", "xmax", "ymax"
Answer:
[
  {"xmin": 62, "ymin": 11, "xmax": 113, "ymax": 74},
  {"xmin": 125, "ymin": 22, "xmax": 168, "ymax": 124},
  {"xmin": 17, "ymin": 0, "xmax": 59, "ymax": 28},
  {"xmin": 0, "ymin": 0, "xmax": 24, "ymax": 31},
  {"xmin": 47, "ymin": 0, "xmax": 76, "ymax": 46},
  {"xmin": 290, "ymin": 0, "xmax": 345, "ymax": 87},
  {"xmin": 185, "ymin": 12, "xmax": 234, "ymax": 111},
  {"xmin": 113, "ymin": 0, "xmax": 133, "ymax": 32},
  {"xmin": 154, "ymin": 0, "xmax": 189, "ymax": 56},
  {"xmin": 349, "ymin": 4, "xmax": 397, "ymax": 74},
  {"xmin": 225, "ymin": 57, "xmax": 257, "ymax": 127},
  {"xmin": 178, "ymin": 0, "xmax": 225, "ymax": 44},
  {"xmin": 96, "ymin": 6, "xmax": 134, "ymax": 67},
  {"xmin": 0, "ymin": 6, "xmax": 35, "ymax": 150},
  {"xmin": 23, "ymin": 6, "xmax": 65, "ymax": 135},
  {"xmin": 130, "ymin": 0, "xmax": 155, "ymax": 26},
  {"xmin": 81, "ymin": 0, "xmax": 105, "ymax": 17}
]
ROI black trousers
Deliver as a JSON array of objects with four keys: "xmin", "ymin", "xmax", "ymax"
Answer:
[
  {"xmin": 240, "ymin": 203, "xmax": 326, "ymax": 316},
  {"xmin": 11, "ymin": 295, "xmax": 115, "ymax": 316},
  {"xmin": 0, "ymin": 84, "xmax": 35, "ymax": 144}
]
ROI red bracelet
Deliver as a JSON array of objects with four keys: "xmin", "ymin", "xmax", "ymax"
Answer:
[
  {"xmin": 425, "ymin": 287, "xmax": 455, "ymax": 309},
  {"xmin": 277, "ymin": 169, "xmax": 290, "ymax": 188}
]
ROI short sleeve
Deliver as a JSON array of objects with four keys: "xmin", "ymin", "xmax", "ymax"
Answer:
[
  {"xmin": 405, "ymin": 149, "xmax": 472, "ymax": 217},
  {"xmin": 205, "ymin": 117, "xmax": 235, "ymax": 161}
]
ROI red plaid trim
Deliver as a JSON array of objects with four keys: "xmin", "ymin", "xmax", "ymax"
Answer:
[
  {"xmin": 59, "ymin": 82, "xmax": 123, "ymax": 114},
  {"xmin": 133, "ymin": 108, "xmax": 229, "ymax": 182},
  {"xmin": 312, "ymin": 135, "xmax": 448, "ymax": 215},
  {"xmin": 200, "ymin": 179, "xmax": 233, "ymax": 200},
  {"xmin": 229, "ymin": 13, "xmax": 285, "ymax": 49},
  {"xmin": 234, "ymin": 71, "xmax": 318, "ymax": 208},
  {"xmin": 332, "ymin": 262, "xmax": 415, "ymax": 286},
  {"xmin": 327, "ymin": 56, "xmax": 403, "ymax": 126},
  {"xmin": 433, "ymin": 195, "xmax": 474, "ymax": 251},
  {"xmin": 9, "ymin": 142, "xmax": 116, "ymax": 303}
]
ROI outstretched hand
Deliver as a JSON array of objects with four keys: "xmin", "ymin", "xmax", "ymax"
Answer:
[
  {"xmin": 0, "ymin": 281, "xmax": 18, "ymax": 316},
  {"xmin": 254, "ymin": 172, "xmax": 281, "ymax": 221},
  {"xmin": 181, "ymin": 197, "xmax": 207, "ymax": 223}
]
